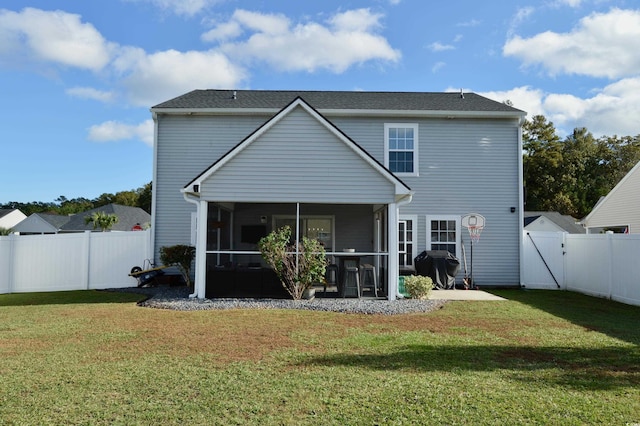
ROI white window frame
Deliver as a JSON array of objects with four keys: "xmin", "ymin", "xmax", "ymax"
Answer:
[
  {"xmin": 426, "ymin": 215, "xmax": 461, "ymax": 260},
  {"xmin": 384, "ymin": 123, "xmax": 419, "ymax": 177},
  {"xmin": 399, "ymin": 215, "xmax": 418, "ymax": 268}
]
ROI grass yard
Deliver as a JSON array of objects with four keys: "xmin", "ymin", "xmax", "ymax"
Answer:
[{"xmin": 1, "ymin": 289, "xmax": 639, "ymax": 425}]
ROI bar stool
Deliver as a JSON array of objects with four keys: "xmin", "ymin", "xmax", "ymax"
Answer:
[
  {"xmin": 342, "ymin": 266, "xmax": 360, "ymax": 298},
  {"xmin": 324, "ymin": 264, "xmax": 339, "ymax": 295},
  {"xmin": 359, "ymin": 264, "xmax": 378, "ymax": 297}
]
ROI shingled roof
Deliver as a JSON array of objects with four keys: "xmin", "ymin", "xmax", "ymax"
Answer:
[{"xmin": 152, "ymin": 89, "xmax": 525, "ymax": 115}]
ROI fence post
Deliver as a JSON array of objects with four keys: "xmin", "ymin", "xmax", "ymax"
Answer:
[
  {"xmin": 607, "ymin": 232, "xmax": 614, "ymax": 300},
  {"xmin": 8, "ymin": 234, "xmax": 16, "ymax": 293},
  {"xmin": 84, "ymin": 231, "xmax": 92, "ymax": 290}
]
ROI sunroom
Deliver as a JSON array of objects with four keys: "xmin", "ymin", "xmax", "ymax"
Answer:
[{"xmin": 182, "ymin": 98, "xmax": 412, "ymax": 300}]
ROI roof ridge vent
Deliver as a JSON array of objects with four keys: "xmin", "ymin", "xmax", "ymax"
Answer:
[{"xmin": 232, "ymin": 90, "xmax": 237, "ymax": 100}]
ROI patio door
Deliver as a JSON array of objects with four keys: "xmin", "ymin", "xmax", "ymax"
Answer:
[{"xmin": 273, "ymin": 216, "xmax": 334, "ymax": 252}]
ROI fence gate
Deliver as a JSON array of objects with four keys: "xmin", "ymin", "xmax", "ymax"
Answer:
[{"xmin": 522, "ymin": 231, "xmax": 565, "ymax": 289}]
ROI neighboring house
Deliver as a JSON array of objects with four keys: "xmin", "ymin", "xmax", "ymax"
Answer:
[
  {"xmin": 524, "ymin": 211, "xmax": 585, "ymax": 233},
  {"xmin": 14, "ymin": 204, "xmax": 151, "ymax": 234},
  {"xmin": 581, "ymin": 160, "xmax": 640, "ymax": 234},
  {"xmin": 12, "ymin": 213, "xmax": 71, "ymax": 235},
  {"xmin": 60, "ymin": 204, "xmax": 150, "ymax": 232},
  {"xmin": 150, "ymin": 90, "xmax": 526, "ymax": 300},
  {"xmin": 0, "ymin": 209, "xmax": 27, "ymax": 231}
]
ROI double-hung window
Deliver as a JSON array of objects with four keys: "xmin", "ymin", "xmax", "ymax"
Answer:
[
  {"xmin": 385, "ymin": 123, "xmax": 419, "ymax": 176},
  {"xmin": 426, "ymin": 215, "xmax": 460, "ymax": 259}
]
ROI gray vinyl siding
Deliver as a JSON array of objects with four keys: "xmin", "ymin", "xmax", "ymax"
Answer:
[
  {"xmin": 154, "ymin": 114, "xmax": 271, "ymax": 255},
  {"xmin": 155, "ymin": 111, "xmax": 522, "ymax": 286},
  {"xmin": 584, "ymin": 164, "xmax": 640, "ymax": 233},
  {"xmin": 334, "ymin": 116, "xmax": 521, "ymax": 286},
  {"xmin": 200, "ymin": 106, "xmax": 396, "ymax": 203}
]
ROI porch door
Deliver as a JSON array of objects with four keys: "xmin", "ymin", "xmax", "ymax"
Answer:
[
  {"xmin": 398, "ymin": 215, "xmax": 417, "ymax": 268},
  {"xmin": 273, "ymin": 216, "xmax": 334, "ymax": 252}
]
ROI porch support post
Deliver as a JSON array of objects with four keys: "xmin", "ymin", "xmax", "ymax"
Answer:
[
  {"xmin": 194, "ymin": 199, "xmax": 208, "ymax": 299},
  {"xmin": 387, "ymin": 202, "xmax": 398, "ymax": 301}
]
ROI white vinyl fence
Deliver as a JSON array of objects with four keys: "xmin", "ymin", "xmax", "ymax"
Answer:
[
  {"xmin": 0, "ymin": 230, "xmax": 152, "ymax": 294},
  {"xmin": 523, "ymin": 231, "xmax": 640, "ymax": 307}
]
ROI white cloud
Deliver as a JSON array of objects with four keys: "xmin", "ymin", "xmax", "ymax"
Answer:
[
  {"xmin": 456, "ymin": 19, "xmax": 480, "ymax": 27},
  {"xmin": 543, "ymin": 77, "xmax": 640, "ymax": 137},
  {"xmin": 88, "ymin": 119, "xmax": 154, "ymax": 146},
  {"xmin": 478, "ymin": 86, "xmax": 546, "ymax": 118},
  {"xmin": 0, "ymin": 8, "xmax": 114, "ymax": 71},
  {"xmin": 207, "ymin": 8, "xmax": 400, "ymax": 73},
  {"xmin": 124, "ymin": 0, "xmax": 221, "ymax": 17},
  {"xmin": 479, "ymin": 80, "xmax": 640, "ymax": 137},
  {"xmin": 112, "ymin": 47, "xmax": 246, "ymax": 107},
  {"xmin": 66, "ymin": 87, "xmax": 115, "ymax": 103},
  {"xmin": 201, "ymin": 21, "xmax": 242, "ymax": 42},
  {"xmin": 432, "ymin": 62, "xmax": 446, "ymax": 73},
  {"xmin": 428, "ymin": 42, "xmax": 455, "ymax": 52},
  {"xmin": 552, "ymin": 0, "xmax": 583, "ymax": 7},
  {"xmin": 504, "ymin": 8, "xmax": 640, "ymax": 79},
  {"xmin": 507, "ymin": 7, "xmax": 535, "ymax": 37}
]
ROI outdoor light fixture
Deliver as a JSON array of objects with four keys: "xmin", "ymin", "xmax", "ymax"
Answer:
[{"xmin": 510, "ymin": 207, "xmax": 516, "ymax": 213}]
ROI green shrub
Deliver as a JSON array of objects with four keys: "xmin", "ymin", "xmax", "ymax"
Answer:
[
  {"xmin": 258, "ymin": 226, "xmax": 327, "ymax": 300},
  {"xmin": 160, "ymin": 245, "xmax": 195, "ymax": 288},
  {"xmin": 403, "ymin": 275, "xmax": 433, "ymax": 299}
]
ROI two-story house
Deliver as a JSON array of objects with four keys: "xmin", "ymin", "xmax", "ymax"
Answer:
[{"xmin": 150, "ymin": 90, "xmax": 526, "ymax": 300}]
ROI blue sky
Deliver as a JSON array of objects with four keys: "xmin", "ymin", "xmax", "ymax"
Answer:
[{"xmin": 1, "ymin": 0, "xmax": 639, "ymax": 203}]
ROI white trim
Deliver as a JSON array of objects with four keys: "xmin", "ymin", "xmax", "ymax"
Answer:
[
  {"xmin": 387, "ymin": 203, "xmax": 398, "ymax": 300},
  {"xmin": 150, "ymin": 112, "xmax": 159, "ymax": 262},
  {"xmin": 152, "ymin": 107, "xmax": 526, "ymax": 120},
  {"xmin": 399, "ymin": 214, "xmax": 418, "ymax": 267},
  {"xmin": 384, "ymin": 123, "xmax": 419, "ymax": 177},
  {"xmin": 425, "ymin": 215, "xmax": 462, "ymax": 260}
]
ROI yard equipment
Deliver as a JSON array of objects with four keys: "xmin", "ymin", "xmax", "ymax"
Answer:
[{"xmin": 128, "ymin": 259, "xmax": 169, "ymax": 287}]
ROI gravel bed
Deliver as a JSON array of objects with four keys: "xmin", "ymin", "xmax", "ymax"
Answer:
[{"xmin": 109, "ymin": 286, "xmax": 448, "ymax": 315}]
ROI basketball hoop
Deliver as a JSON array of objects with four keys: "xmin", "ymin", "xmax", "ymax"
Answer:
[
  {"xmin": 462, "ymin": 213, "xmax": 485, "ymax": 245},
  {"xmin": 468, "ymin": 225, "xmax": 483, "ymax": 244},
  {"xmin": 461, "ymin": 213, "xmax": 485, "ymax": 289}
]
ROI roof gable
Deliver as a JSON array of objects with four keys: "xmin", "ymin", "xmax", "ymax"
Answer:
[
  {"xmin": 525, "ymin": 211, "xmax": 585, "ymax": 233},
  {"xmin": 184, "ymin": 97, "xmax": 411, "ymax": 202},
  {"xmin": 60, "ymin": 204, "xmax": 151, "ymax": 232},
  {"xmin": 581, "ymin": 160, "xmax": 640, "ymax": 224}
]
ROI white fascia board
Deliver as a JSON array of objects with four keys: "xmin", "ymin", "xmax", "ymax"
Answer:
[{"xmin": 152, "ymin": 107, "xmax": 526, "ymax": 120}]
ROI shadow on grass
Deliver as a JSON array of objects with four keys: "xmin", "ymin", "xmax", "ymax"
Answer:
[
  {"xmin": 0, "ymin": 290, "xmax": 146, "ymax": 307},
  {"xmin": 489, "ymin": 289, "xmax": 640, "ymax": 346},
  {"xmin": 302, "ymin": 343, "xmax": 640, "ymax": 390}
]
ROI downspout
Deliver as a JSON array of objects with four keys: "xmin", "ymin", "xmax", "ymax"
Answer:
[{"xmin": 183, "ymin": 192, "xmax": 200, "ymax": 299}]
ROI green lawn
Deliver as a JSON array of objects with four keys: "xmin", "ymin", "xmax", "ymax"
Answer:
[{"xmin": 1, "ymin": 289, "xmax": 639, "ymax": 425}]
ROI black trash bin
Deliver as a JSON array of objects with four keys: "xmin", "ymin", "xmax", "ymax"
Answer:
[{"xmin": 414, "ymin": 250, "xmax": 461, "ymax": 289}]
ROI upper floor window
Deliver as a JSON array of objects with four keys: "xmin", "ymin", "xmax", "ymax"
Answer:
[{"xmin": 385, "ymin": 123, "xmax": 419, "ymax": 176}]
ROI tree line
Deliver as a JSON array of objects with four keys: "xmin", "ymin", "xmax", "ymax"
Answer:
[
  {"xmin": 1, "ymin": 182, "xmax": 152, "ymax": 216},
  {"xmin": 524, "ymin": 115, "xmax": 640, "ymax": 219}
]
